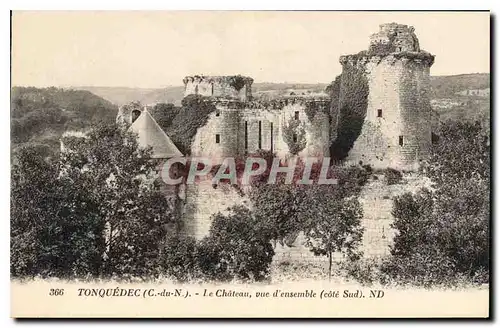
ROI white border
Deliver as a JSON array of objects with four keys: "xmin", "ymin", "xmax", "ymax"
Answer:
[{"xmin": 2, "ymin": 1, "xmax": 496, "ymax": 327}]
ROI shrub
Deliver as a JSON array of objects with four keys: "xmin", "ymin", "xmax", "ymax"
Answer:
[
  {"xmin": 199, "ymin": 206, "xmax": 275, "ymax": 282},
  {"xmin": 159, "ymin": 234, "xmax": 200, "ymax": 282},
  {"xmin": 282, "ymin": 118, "xmax": 307, "ymax": 155},
  {"xmin": 337, "ymin": 258, "xmax": 387, "ymax": 286},
  {"xmin": 380, "ymin": 252, "xmax": 460, "ymax": 288},
  {"xmin": 384, "ymin": 168, "xmax": 403, "ymax": 185}
]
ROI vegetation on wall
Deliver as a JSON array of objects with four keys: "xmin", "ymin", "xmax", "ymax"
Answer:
[
  {"xmin": 282, "ymin": 118, "xmax": 307, "ymax": 155},
  {"xmin": 303, "ymin": 101, "xmax": 330, "ymax": 123},
  {"xmin": 330, "ymin": 63, "xmax": 369, "ymax": 161},
  {"xmin": 228, "ymin": 75, "xmax": 247, "ymax": 92},
  {"xmin": 326, "ymin": 75, "xmax": 342, "ymax": 144},
  {"xmin": 166, "ymin": 95, "xmax": 217, "ymax": 155},
  {"xmin": 149, "ymin": 102, "xmax": 180, "ymax": 132}
]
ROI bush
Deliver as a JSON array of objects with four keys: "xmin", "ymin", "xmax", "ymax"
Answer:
[
  {"xmin": 384, "ymin": 168, "xmax": 403, "ymax": 185},
  {"xmin": 159, "ymin": 234, "xmax": 200, "ymax": 282},
  {"xmin": 380, "ymin": 252, "xmax": 461, "ymax": 288},
  {"xmin": 199, "ymin": 206, "xmax": 275, "ymax": 282},
  {"xmin": 336, "ymin": 258, "xmax": 388, "ymax": 286}
]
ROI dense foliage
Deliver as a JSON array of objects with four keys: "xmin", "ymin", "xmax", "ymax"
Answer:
[
  {"xmin": 385, "ymin": 120, "xmax": 490, "ymax": 286},
  {"xmin": 166, "ymin": 95, "xmax": 217, "ymax": 154},
  {"xmin": 11, "ymin": 123, "xmax": 173, "ymax": 280},
  {"xmin": 198, "ymin": 206, "xmax": 275, "ymax": 282},
  {"xmin": 282, "ymin": 118, "xmax": 307, "ymax": 155},
  {"xmin": 149, "ymin": 103, "xmax": 180, "ymax": 132},
  {"xmin": 159, "ymin": 206, "xmax": 275, "ymax": 282},
  {"xmin": 384, "ymin": 168, "xmax": 403, "ymax": 185},
  {"xmin": 330, "ymin": 63, "xmax": 369, "ymax": 161}
]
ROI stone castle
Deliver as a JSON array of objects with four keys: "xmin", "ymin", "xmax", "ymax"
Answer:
[{"xmin": 115, "ymin": 23, "xmax": 437, "ymax": 260}]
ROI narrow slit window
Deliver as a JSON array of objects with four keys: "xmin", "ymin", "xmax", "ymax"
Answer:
[
  {"xmin": 258, "ymin": 121, "xmax": 262, "ymax": 149},
  {"xmin": 294, "ymin": 111, "xmax": 300, "ymax": 120},
  {"xmin": 377, "ymin": 109, "xmax": 383, "ymax": 117},
  {"xmin": 399, "ymin": 136, "xmax": 404, "ymax": 146},
  {"xmin": 244, "ymin": 121, "xmax": 248, "ymax": 152},
  {"xmin": 216, "ymin": 134, "xmax": 220, "ymax": 144},
  {"xmin": 270, "ymin": 122, "xmax": 274, "ymax": 153},
  {"xmin": 215, "ymin": 109, "xmax": 220, "ymax": 117},
  {"xmin": 293, "ymin": 133, "xmax": 298, "ymax": 143}
]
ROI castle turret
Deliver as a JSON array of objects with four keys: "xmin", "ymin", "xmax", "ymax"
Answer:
[
  {"xmin": 183, "ymin": 75, "xmax": 253, "ymax": 102},
  {"xmin": 333, "ymin": 23, "xmax": 435, "ymax": 170}
]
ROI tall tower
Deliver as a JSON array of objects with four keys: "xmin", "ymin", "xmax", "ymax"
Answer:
[{"xmin": 334, "ymin": 23, "xmax": 435, "ymax": 170}]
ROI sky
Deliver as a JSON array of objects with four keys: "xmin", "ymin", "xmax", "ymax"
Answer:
[{"xmin": 11, "ymin": 11, "xmax": 490, "ymax": 88}]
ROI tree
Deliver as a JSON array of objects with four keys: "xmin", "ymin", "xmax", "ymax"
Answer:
[
  {"xmin": 11, "ymin": 144, "xmax": 104, "ymax": 279},
  {"xmin": 159, "ymin": 234, "xmax": 199, "ymax": 282},
  {"xmin": 198, "ymin": 206, "xmax": 275, "ymax": 282},
  {"xmin": 304, "ymin": 185, "xmax": 364, "ymax": 280},
  {"xmin": 388, "ymin": 120, "xmax": 490, "ymax": 284},
  {"xmin": 59, "ymin": 123, "xmax": 174, "ymax": 278},
  {"xmin": 249, "ymin": 163, "xmax": 370, "ymax": 247}
]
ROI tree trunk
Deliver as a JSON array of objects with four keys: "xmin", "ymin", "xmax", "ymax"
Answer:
[{"xmin": 328, "ymin": 251, "xmax": 332, "ymax": 282}]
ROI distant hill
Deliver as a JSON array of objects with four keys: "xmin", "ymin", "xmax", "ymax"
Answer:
[
  {"xmin": 79, "ymin": 86, "xmax": 185, "ymax": 107},
  {"xmin": 76, "ymin": 74, "xmax": 490, "ymax": 107},
  {"xmin": 77, "ymin": 83, "xmax": 330, "ymax": 106},
  {"xmin": 430, "ymin": 73, "xmax": 490, "ymax": 99},
  {"xmin": 11, "ymin": 87, "xmax": 118, "ymax": 154},
  {"xmin": 13, "ymin": 73, "xmax": 487, "ymax": 155},
  {"xmin": 429, "ymin": 73, "xmax": 490, "ymax": 125}
]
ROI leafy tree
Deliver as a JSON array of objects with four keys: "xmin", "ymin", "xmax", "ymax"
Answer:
[
  {"xmin": 388, "ymin": 120, "xmax": 490, "ymax": 284},
  {"xmin": 159, "ymin": 234, "xmax": 199, "ymax": 282},
  {"xmin": 59, "ymin": 123, "xmax": 174, "ymax": 278},
  {"xmin": 11, "ymin": 144, "xmax": 104, "ymax": 279},
  {"xmin": 198, "ymin": 206, "xmax": 274, "ymax": 282},
  {"xmin": 250, "ymin": 163, "xmax": 370, "ymax": 247},
  {"xmin": 304, "ymin": 185, "xmax": 364, "ymax": 280}
]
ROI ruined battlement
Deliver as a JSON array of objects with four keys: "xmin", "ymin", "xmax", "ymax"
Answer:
[
  {"xmin": 183, "ymin": 75, "xmax": 253, "ymax": 101},
  {"xmin": 369, "ymin": 22, "xmax": 420, "ymax": 53},
  {"xmin": 339, "ymin": 50, "xmax": 435, "ymax": 67}
]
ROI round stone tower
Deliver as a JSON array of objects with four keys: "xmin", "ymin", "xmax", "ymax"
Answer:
[{"xmin": 335, "ymin": 23, "xmax": 435, "ymax": 170}]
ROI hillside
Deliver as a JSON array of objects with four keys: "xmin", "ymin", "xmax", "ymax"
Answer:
[
  {"xmin": 430, "ymin": 73, "xmax": 490, "ymax": 99},
  {"xmin": 429, "ymin": 73, "xmax": 490, "ymax": 124},
  {"xmin": 11, "ymin": 87, "xmax": 118, "ymax": 154},
  {"xmin": 79, "ymin": 86, "xmax": 185, "ymax": 107},
  {"xmin": 11, "ymin": 73, "xmax": 488, "ymax": 156},
  {"xmin": 77, "ymin": 83, "xmax": 329, "ymax": 106}
]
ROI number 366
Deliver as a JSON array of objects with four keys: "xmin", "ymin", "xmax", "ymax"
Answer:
[{"xmin": 49, "ymin": 289, "xmax": 64, "ymax": 296}]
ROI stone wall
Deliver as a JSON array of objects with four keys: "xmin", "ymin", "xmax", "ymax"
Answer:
[
  {"xmin": 182, "ymin": 181, "xmax": 250, "ymax": 240},
  {"xmin": 190, "ymin": 106, "xmax": 241, "ymax": 161}
]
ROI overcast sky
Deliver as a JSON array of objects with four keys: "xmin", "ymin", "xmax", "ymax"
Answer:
[{"xmin": 12, "ymin": 11, "xmax": 490, "ymax": 88}]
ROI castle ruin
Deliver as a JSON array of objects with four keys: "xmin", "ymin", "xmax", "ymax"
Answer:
[{"xmin": 116, "ymin": 23, "xmax": 436, "ymax": 259}]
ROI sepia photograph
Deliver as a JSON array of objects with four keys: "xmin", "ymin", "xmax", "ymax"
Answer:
[{"xmin": 9, "ymin": 10, "xmax": 490, "ymax": 318}]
